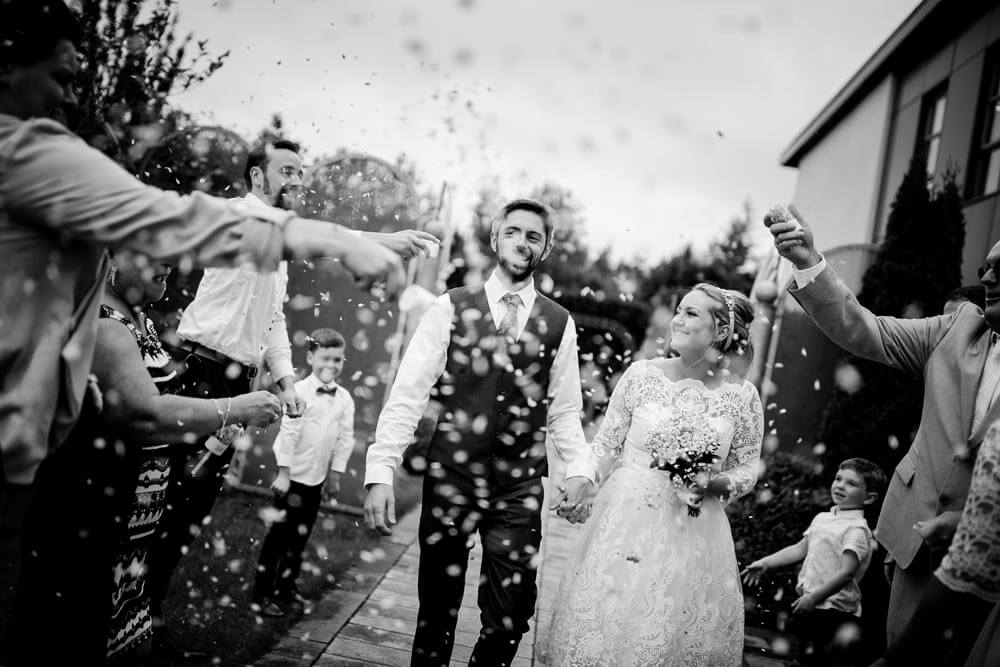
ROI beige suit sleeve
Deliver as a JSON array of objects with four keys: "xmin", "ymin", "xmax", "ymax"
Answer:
[
  {"xmin": 789, "ymin": 265, "xmax": 956, "ymax": 375},
  {"xmin": 2, "ymin": 119, "xmax": 287, "ymax": 270}
]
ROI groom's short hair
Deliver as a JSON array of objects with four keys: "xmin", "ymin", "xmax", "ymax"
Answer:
[{"xmin": 491, "ymin": 198, "xmax": 556, "ymax": 245}]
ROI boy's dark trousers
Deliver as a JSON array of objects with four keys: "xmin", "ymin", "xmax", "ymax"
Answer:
[
  {"xmin": 145, "ymin": 349, "xmax": 252, "ymax": 616},
  {"xmin": 792, "ymin": 608, "xmax": 864, "ymax": 667},
  {"xmin": 254, "ymin": 480, "xmax": 322, "ymax": 600}
]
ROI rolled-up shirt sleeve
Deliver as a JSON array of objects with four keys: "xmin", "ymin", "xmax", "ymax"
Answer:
[
  {"xmin": 263, "ymin": 309, "xmax": 295, "ymax": 382},
  {"xmin": 547, "ymin": 315, "xmax": 594, "ymax": 482},
  {"xmin": 365, "ymin": 295, "xmax": 451, "ymax": 487},
  {"xmin": 2, "ymin": 118, "xmax": 290, "ymax": 270}
]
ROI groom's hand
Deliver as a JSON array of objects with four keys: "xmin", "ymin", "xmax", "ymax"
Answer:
[
  {"xmin": 363, "ymin": 483, "xmax": 397, "ymax": 536},
  {"xmin": 550, "ymin": 476, "xmax": 594, "ymax": 524}
]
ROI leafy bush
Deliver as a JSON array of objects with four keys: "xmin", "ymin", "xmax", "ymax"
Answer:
[{"xmin": 728, "ymin": 451, "xmax": 832, "ymax": 628}]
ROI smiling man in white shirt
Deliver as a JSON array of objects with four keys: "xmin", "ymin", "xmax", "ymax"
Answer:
[
  {"xmin": 145, "ymin": 139, "xmax": 437, "ymax": 658},
  {"xmin": 364, "ymin": 198, "xmax": 594, "ymax": 667}
]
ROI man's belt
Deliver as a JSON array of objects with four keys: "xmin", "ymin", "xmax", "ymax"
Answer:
[{"xmin": 178, "ymin": 340, "xmax": 258, "ymax": 379}]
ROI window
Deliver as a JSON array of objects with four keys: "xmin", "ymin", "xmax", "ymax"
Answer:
[
  {"xmin": 971, "ymin": 54, "xmax": 1000, "ymax": 198},
  {"xmin": 916, "ymin": 87, "xmax": 947, "ymax": 188}
]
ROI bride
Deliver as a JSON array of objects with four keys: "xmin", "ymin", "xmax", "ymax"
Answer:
[{"xmin": 540, "ymin": 283, "xmax": 763, "ymax": 666}]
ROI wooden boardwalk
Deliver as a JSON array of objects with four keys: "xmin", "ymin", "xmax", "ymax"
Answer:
[{"xmin": 256, "ymin": 477, "xmax": 794, "ymax": 666}]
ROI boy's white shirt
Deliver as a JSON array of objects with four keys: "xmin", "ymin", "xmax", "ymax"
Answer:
[
  {"xmin": 796, "ymin": 506, "xmax": 874, "ymax": 616},
  {"xmin": 273, "ymin": 373, "xmax": 355, "ymax": 486}
]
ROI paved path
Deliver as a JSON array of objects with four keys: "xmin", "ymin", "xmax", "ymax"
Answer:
[{"xmin": 256, "ymin": 477, "xmax": 796, "ymax": 666}]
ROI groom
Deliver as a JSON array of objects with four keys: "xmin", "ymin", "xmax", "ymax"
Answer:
[{"xmin": 364, "ymin": 198, "xmax": 594, "ymax": 667}]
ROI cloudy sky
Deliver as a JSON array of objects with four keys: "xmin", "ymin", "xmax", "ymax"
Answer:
[{"xmin": 171, "ymin": 0, "xmax": 920, "ymax": 264}]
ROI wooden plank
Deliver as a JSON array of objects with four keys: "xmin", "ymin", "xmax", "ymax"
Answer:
[
  {"xmin": 324, "ymin": 637, "xmax": 411, "ymax": 667},
  {"xmin": 288, "ymin": 589, "xmax": 367, "ymax": 644}
]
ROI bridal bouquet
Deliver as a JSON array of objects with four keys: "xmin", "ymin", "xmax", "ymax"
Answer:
[{"xmin": 646, "ymin": 414, "xmax": 721, "ymax": 517}]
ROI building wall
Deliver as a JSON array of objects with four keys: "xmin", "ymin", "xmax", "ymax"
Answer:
[
  {"xmin": 793, "ymin": 6, "xmax": 1000, "ymax": 282},
  {"xmin": 791, "ymin": 77, "xmax": 893, "ymax": 253},
  {"xmin": 875, "ymin": 8, "xmax": 999, "ymax": 281}
]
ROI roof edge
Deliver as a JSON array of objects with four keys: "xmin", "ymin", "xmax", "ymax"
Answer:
[{"xmin": 781, "ymin": 0, "xmax": 943, "ymax": 167}]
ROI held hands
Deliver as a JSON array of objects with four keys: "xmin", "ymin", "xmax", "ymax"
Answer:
[
  {"xmin": 363, "ymin": 483, "xmax": 397, "ymax": 536},
  {"xmin": 762, "ymin": 204, "xmax": 821, "ymax": 270},
  {"xmin": 914, "ymin": 510, "xmax": 962, "ymax": 550},
  {"xmin": 549, "ymin": 476, "xmax": 596, "ymax": 524},
  {"xmin": 740, "ymin": 559, "xmax": 769, "ymax": 587},
  {"xmin": 271, "ymin": 468, "xmax": 291, "ymax": 497},
  {"xmin": 232, "ymin": 391, "xmax": 282, "ymax": 427}
]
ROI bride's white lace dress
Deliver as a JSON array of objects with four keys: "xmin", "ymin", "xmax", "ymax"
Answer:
[{"xmin": 539, "ymin": 360, "xmax": 763, "ymax": 667}]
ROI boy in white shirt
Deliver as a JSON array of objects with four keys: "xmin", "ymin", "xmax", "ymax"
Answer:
[
  {"xmin": 252, "ymin": 328, "xmax": 355, "ymax": 618},
  {"xmin": 742, "ymin": 457, "xmax": 886, "ymax": 666}
]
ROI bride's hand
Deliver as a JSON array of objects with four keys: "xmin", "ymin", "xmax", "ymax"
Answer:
[
  {"xmin": 688, "ymin": 471, "xmax": 712, "ymax": 503},
  {"xmin": 551, "ymin": 475, "xmax": 595, "ymax": 524}
]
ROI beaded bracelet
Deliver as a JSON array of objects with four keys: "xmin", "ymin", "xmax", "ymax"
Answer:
[{"xmin": 213, "ymin": 398, "xmax": 225, "ymax": 429}]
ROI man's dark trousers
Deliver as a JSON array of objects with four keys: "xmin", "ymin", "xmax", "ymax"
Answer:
[
  {"xmin": 412, "ymin": 469, "xmax": 544, "ymax": 667},
  {"xmin": 145, "ymin": 351, "xmax": 251, "ymax": 615}
]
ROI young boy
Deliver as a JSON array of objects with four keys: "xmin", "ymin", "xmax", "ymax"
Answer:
[
  {"xmin": 253, "ymin": 328, "xmax": 356, "ymax": 618},
  {"xmin": 741, "ymin": 457, "xmax": 887, "ymax": 666}
]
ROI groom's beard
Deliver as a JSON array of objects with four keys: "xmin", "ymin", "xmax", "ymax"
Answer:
[{"xmin": 498, "ymin": 249, "xmax": 540, "ymax": 283}]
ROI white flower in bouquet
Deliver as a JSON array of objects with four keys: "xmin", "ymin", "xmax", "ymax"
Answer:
[{"xmin": 645, "ymin": 412, "xmax": 721, "ymax": 517}]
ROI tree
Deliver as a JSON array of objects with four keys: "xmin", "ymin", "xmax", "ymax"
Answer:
[
  {"xmin": 71, "ymin": 0, "xmax": 228, "ymax": 170},
  {"xmin": 637, "ymin": 200, "xmax": 757, "ymax": 305},
  {"xmin": 814, "ymin": 155, "xmax": 966, "ymax": 474}
]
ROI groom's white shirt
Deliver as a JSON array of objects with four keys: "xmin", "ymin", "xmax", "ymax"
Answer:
[{"xmin": 365, "ymin": 269, "xmax": 594, "ymax": 487}]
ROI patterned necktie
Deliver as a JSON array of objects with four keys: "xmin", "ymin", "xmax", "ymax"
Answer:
[
  {"xmin": 498, "ymin": 293, "xmax": 523, "ymax": 343},
  {"xmin": 316, "ymin": 385, "xmax": 337, "ymax": 396}
]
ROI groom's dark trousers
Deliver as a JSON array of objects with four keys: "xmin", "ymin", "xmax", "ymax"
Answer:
[{"xmin": 414, "ymin": 469, "xmax": 543, "ymax": 667}]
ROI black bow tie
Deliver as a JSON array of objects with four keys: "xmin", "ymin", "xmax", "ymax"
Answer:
[{"xmin": 316, "ymin": 385, "xmax": 337, "ymax": 396}]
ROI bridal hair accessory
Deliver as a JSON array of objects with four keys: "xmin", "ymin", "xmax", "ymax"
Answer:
[{"xmin": 722, "ymin": 291, "xmax": 735, "ymax": 351}]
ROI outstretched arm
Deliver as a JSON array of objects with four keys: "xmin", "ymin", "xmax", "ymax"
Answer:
[
  {"xmin": 92, "ymin": 320, "xmax": 281, "ymax": 443},
  {"xmin": 741, "ymin": 536, "xmax": 809, "ymax": 587},
  {"xmin": 763, "ymin": 205, "xmax": 950, "ymax": 375},
  {"xmin": 7, "ymin": 118, "xmax": 405, "ymax": 297}
]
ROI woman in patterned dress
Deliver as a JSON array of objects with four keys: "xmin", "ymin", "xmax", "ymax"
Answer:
[
  {"xmin": 539, "ymin": 284, "xmax": 763, "ymax": 667},
  {"xmin": 6, "ymin": 253, "xmax": 282, "ymax": 664},
  {"xmin": 878, "ymin": 419, "xmax": 1000, "ymax": 666}
]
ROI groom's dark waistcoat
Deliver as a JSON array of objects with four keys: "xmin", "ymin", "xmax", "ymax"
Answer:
[{"xmin": 427, "ymin": 284, "xmax": 569, "ymax": 490}]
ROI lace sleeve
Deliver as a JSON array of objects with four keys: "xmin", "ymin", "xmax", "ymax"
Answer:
[
  {"xmin": 718, "ymin": 381, "xmax": 763, "ymax": 502},
  {"xmin": 590, "ymin": 362, "xmax": 638, "ymax": 484},
  {"xmin": 935, "ymin": 422, "xmax": 1000, "ymax": 602}
]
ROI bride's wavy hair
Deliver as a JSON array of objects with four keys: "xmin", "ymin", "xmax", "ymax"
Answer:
[{"xmin": 690, "ymin": 283, "xmax": 754, "ymax": 365}]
